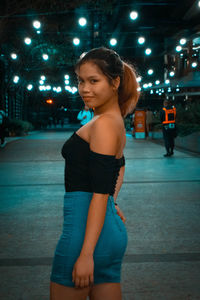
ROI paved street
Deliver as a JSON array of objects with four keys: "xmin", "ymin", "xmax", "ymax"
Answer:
[{"xmin": 0, "ymin": 130, "xmax": 200, "ymax": 300}]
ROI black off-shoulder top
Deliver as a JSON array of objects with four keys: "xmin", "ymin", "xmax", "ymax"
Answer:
[{"xmin": 61, "ymin": 132, "xmax": 125, "ymax": 196}]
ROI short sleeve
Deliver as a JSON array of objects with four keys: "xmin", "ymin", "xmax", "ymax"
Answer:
[{"xmin": 89, "ymin": 150, "xmax": 116, "ymax": 194}]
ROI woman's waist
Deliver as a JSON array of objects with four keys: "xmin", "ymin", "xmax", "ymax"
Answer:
[{"xmin": 65, "ymin": 183, "xmax": 115, "ymax": 196}]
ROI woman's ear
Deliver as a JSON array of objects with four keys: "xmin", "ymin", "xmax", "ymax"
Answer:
[{"xmin": 112, "ymin": 76, "xmax": 120, "ymax": 90}]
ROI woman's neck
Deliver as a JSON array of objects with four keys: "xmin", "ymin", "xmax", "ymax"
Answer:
[{"xmin": 94, "ymin": 97, "xmax": 121, "ymax": 117}]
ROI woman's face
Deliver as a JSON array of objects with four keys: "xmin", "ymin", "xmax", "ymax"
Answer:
[{"xmin": 76, "ymin": 61, "xmax": 118, "ymax": 109}]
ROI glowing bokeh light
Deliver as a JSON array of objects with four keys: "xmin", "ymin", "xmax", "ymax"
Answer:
[
  {"xmin": 130, "ymin": 11, "xmax": 138, "ymax": 20},
  {"xmin": 73, "ymin": 38, "xmax": 80, "ymax": 46},
  {"xmin": 176, "ymin": 45, "xmax": 182, "ymax": 52},
  {"xmin": 24, "ymin": 37, "xmax": 32, "ymax": 45},
  {"xmin": 191, "ymin": 62, "xmax": 197, "ymax": 68},
  {"xmin": 11, "ymin": 53, "xmax": 17, "ymax": 59},
  {"xmin": 180, "ymin": 38, "xmax": 186, "ymax": 45},
  {"xmin": 110, "ymin": 38, "xmax": 117, "ymax": 46},
  {"xmin": 147, "ymin": 69, "xmax": 154, "ymax": 75},
  {"xmin": 27, "ymin": 84, "xmax": 33, "ymax": 90},
  {"xmin": 138, "ymin": 37, "xmax": 145, "ymax": 44},
  {"xmin": 13, "ymin": 76, "xmax": 19, "ymax": 83},
  {"xmin": 145, "ymin": 48, "xmax": 152, "ymax": 55},
  {"xmin": 33, "ymin": 21, "xmax": 41, "ymax": 29},
  {"xmin": 78, "ymin": 18, "xmax": 87, "ymax": 26},
  {"xmin": 42, "ymin": 54, "xmax": 49, "ymax": 60}
]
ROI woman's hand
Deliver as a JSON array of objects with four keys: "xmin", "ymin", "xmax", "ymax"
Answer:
[
  {"xmin": 115, "ymin": 205, "xmax": 126, "ymax": 223},
  {"xmin": 72, "ymin": 253, "xmax": 94, "ymax": 288}
]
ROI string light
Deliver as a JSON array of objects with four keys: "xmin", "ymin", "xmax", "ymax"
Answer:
[
  {"xmin": 73, "ymin": 38, "xmax": 80, "ymax": 46},
  {"xmin": 147, "ymin": 69, "xmax": 154, "ymax": 75},
  {"xmin": 27, "ymin": 84, "xmax": 33, "ymax": 90},
  {"xmin": 24, "ymin": 37, "xmax": 31, "ymax": 45},
  {"xmin": 42, "ymin": 54, "xmax": 49, "ymax": 60},
  {"xmin": 11, "ymin": 53, "xmax": 17, "ymax": 59},
  {"xmin": 33, "ymin": 21, "xmax": 41, "ymax": 29},
  {"xmin": 5, "ymin": 12, "xmax": 199, "ymax": 99},
  {"xmin": 176, "ymin": 45, "xmax": 182, "ymax": 52},
  {"xmin": 191, "ymin": 62, "xmax": 197, "ymax": 68},
  {"xmin": 180, "ymin": 38, "xmax": 186, "ymax": 45},
  {"xmin": 78, "ymin": 18, "xmax": 87, "ymax": 26},
  {"xmin": 138, "ymin": 37, "xmax": 145, "ymax": 44},
  {"xmin": 145, "ymin": 48, "xmax": 152, "ymax": 55},
  {"xmin": 110, "ymin": 38, "xmax": 117, "ymax": 46},
  {"xmin": 130, "ymin": 11, "xmax": 138, "ymax": 20},
  {"xmin": 13, "ymin": 76, "xmax": 19, "ymax": 83}
]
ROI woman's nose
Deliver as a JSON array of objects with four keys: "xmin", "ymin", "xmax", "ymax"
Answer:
[{"xmin": 80, "ymin": 82, "xmax": 90, "ymax": 93}]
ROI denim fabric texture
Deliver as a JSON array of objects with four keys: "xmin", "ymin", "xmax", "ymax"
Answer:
[{"xmin": 50, "ymin": 191, "xmax": 128, "ymax": 287}]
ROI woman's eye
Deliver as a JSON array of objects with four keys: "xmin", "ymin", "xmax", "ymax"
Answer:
[
  {"xmin": 91, "ymin": 79, "xmax": 98, "ymax": 83},
  {"xmin": 77, "ymin": 79, "xmax": 98, "ymax": 84}
]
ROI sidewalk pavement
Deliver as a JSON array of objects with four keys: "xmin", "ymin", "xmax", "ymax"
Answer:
[
  {"xmin": 0, "ymin": 130, "xmax": 200, "ymax": 300},
  {"xmin": 2, "ymin": 131, "xmax": 41, "ymax": 146}
]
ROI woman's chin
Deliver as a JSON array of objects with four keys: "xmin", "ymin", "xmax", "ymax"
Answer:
[{"xmin": 84, "ymin": 102, "xmax": 93, "ymax": 108}]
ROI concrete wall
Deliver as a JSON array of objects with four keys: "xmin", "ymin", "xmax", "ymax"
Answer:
[
  {"xmin": 152, "ymin": 130, "xmax": 200, "ymax": 153},
  {"xmin": 175, "ymin": 132, "xmax": 200, "ymax": 153}
]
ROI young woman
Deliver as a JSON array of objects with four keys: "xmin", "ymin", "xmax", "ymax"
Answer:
[{"xmin": 50, "ymin": 47, "xmax": 140, "ymax": 300}]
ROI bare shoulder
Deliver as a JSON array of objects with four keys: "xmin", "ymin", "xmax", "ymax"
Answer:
[
  {"xmin": 93, "ymin": 113, "xmax": 119, "ymax": 131},
  {"xmin": 89, "ymin": 114, "xmax": 124, "ymax": 156}
]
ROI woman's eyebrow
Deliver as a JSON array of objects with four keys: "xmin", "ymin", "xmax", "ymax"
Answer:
[
  {"xmin": 88, "ymin": 75, "xmax": 99, "ymax": 79},
  {"xmin": 77, "ymin": 75, "xmax": 99, "ymax": 80}
]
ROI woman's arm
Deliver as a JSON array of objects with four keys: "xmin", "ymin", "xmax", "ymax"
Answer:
[
  {"xmin": 80, "ymin": 193, "xmax": 108, "ymax": 256},
  {"xmin": 72, "ymin": 115, "xmax": 119, "ymax": 288},
  {"xmin": 72, "ymin": 193, "xmax": 108, "ymax": 288}
]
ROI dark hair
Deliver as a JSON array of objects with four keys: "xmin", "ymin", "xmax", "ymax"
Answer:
[
  {"xmin": 164, "ymin": 99, "xmax": 170, "ymax": 106},
  {"xmin": 75, "ymin": 47, "xmax": 140, "ymax": 117}
]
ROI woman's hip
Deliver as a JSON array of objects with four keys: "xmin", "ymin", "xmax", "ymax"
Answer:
[{"xmin": 55, "ymin": 191, "xmax": 127, "ymax": 258}]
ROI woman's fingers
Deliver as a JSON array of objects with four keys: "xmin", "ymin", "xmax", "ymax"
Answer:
[
  {"xmin": 78, "ymin": 277, "xmax": 90, "ymax": 288},
  {"xmin": 79, "ymin": 278, "xmax": 86, "ymax": 288},
  {"xmin": 73, "ymin": 274, "xmax": 93, "ymax": 288},
  {"xmin": 75, "ymin": 277, "xmax": 92, "ymax": 288},
  {"xmin": 72, "ymin": 255, "xmax": 94, "ymax": 288},
  {"xmin": 72, "ymin": 269, "xmax": 75, "ymax": 282},
  {"xmin": 116, "ymin": 208, "xmax": 126, "ymax": 223},
  {"xmin": 75, "ymin": 277, "xmax": 81, "ymax": 288},
  {"xmin": 89, "ymin": 274, "xmax": 94, "ymax": 286},
  {"xmin": 84, "ymin": 278, "xmax": 90, "ymax": 288}
]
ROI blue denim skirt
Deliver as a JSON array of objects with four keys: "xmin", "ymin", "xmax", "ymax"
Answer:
[{"xmin": 50, "ymin": 191, "xmax": 128, "ymax": 287}]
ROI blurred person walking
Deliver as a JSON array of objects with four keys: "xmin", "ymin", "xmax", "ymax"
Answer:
[
  {"xmin": 77, "ymin": 105, "xmax": 94, "ymax": 126},
  {"xmin": 145, "ymin": 107, "xmax": 153, "ymax": 138}
]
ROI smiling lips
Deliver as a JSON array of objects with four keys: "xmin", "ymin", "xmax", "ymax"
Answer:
[{"xmin": 83, "ymin": 97, "xmax": 94, "ymax": 101}]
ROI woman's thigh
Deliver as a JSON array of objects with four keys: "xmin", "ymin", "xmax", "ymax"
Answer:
[
  {"xmin": 89, "ymin": 283, "xmax": 122, "ymax": 300},
  {"xmin": 50, "ymin": 281, "xmax": 90, "ymax": 300}
]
